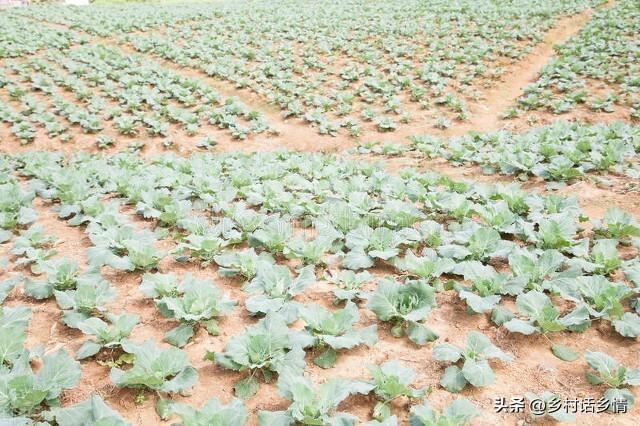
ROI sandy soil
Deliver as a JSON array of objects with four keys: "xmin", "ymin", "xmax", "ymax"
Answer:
[
  {"xmin": 1, "ymin": 1, "xmax": 639, "ymax": 425},
  {"xmin": 2, "ymin": 1, "xmax": 624, "ymax": 157},
  {"xmin": 2, "ymin": 197, "xmax": 639, "ymax": 425}
]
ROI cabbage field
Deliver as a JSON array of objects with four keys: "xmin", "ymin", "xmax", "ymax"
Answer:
[{"xmin": 0, "ymin": 1, "xmax": 639, "ymax": 425}]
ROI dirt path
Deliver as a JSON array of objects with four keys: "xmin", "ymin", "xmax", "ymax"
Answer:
[
  {"xmin": 3, "ymin": 4, "xmax": 640, "ymax": 426},
  {"xmin": 437, "ymin": 0, "xmax": 616, "ymax": 137},
  {"xmin": 2, "ymin": 1, "xmax": 626, "ymax": 159},
  {"xmin": 102, "ymin": 39, "xmax": 324, "ymax": 141},
  {"xmin": 360, "ymin": 0, "xmax": 618, "ymax": 145},
  {"xmin": 10, "ymin": 3, "xmax": 616, "ymax": 155},
  {"xmin": 11, "ymin": 15, "xmax": 346, "ymax": 153}
]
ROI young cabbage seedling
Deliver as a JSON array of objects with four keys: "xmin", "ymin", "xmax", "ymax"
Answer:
[
  {"xmin": 432, "ymin": 331, "xmax": 512, "ymax": 392},
  {"xmin": 365, "ymin": 360, "xmax": 427, "ymax": 420},
  {"xmin": 299, "ymin": 301, "xmax": 378, "ymax": 368},
  {"xmin": 584, "ymin": 351, "xmax": 640, "ymax": 411},
  {"xmin": 366, "ymin": 278, "xmax": 438, "ymax": 346},
  {"xmin": 209, "ymin": 313, "xmax": 313, "ymax": 399},
  {"xmin": 258, "ymin": 373, "xmax": 373, "ymax": 425}
]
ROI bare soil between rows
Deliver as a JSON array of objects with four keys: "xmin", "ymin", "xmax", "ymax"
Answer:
[{"xmin": 1, "ymin": 1, "xmax": 639, "ymax": 425}]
